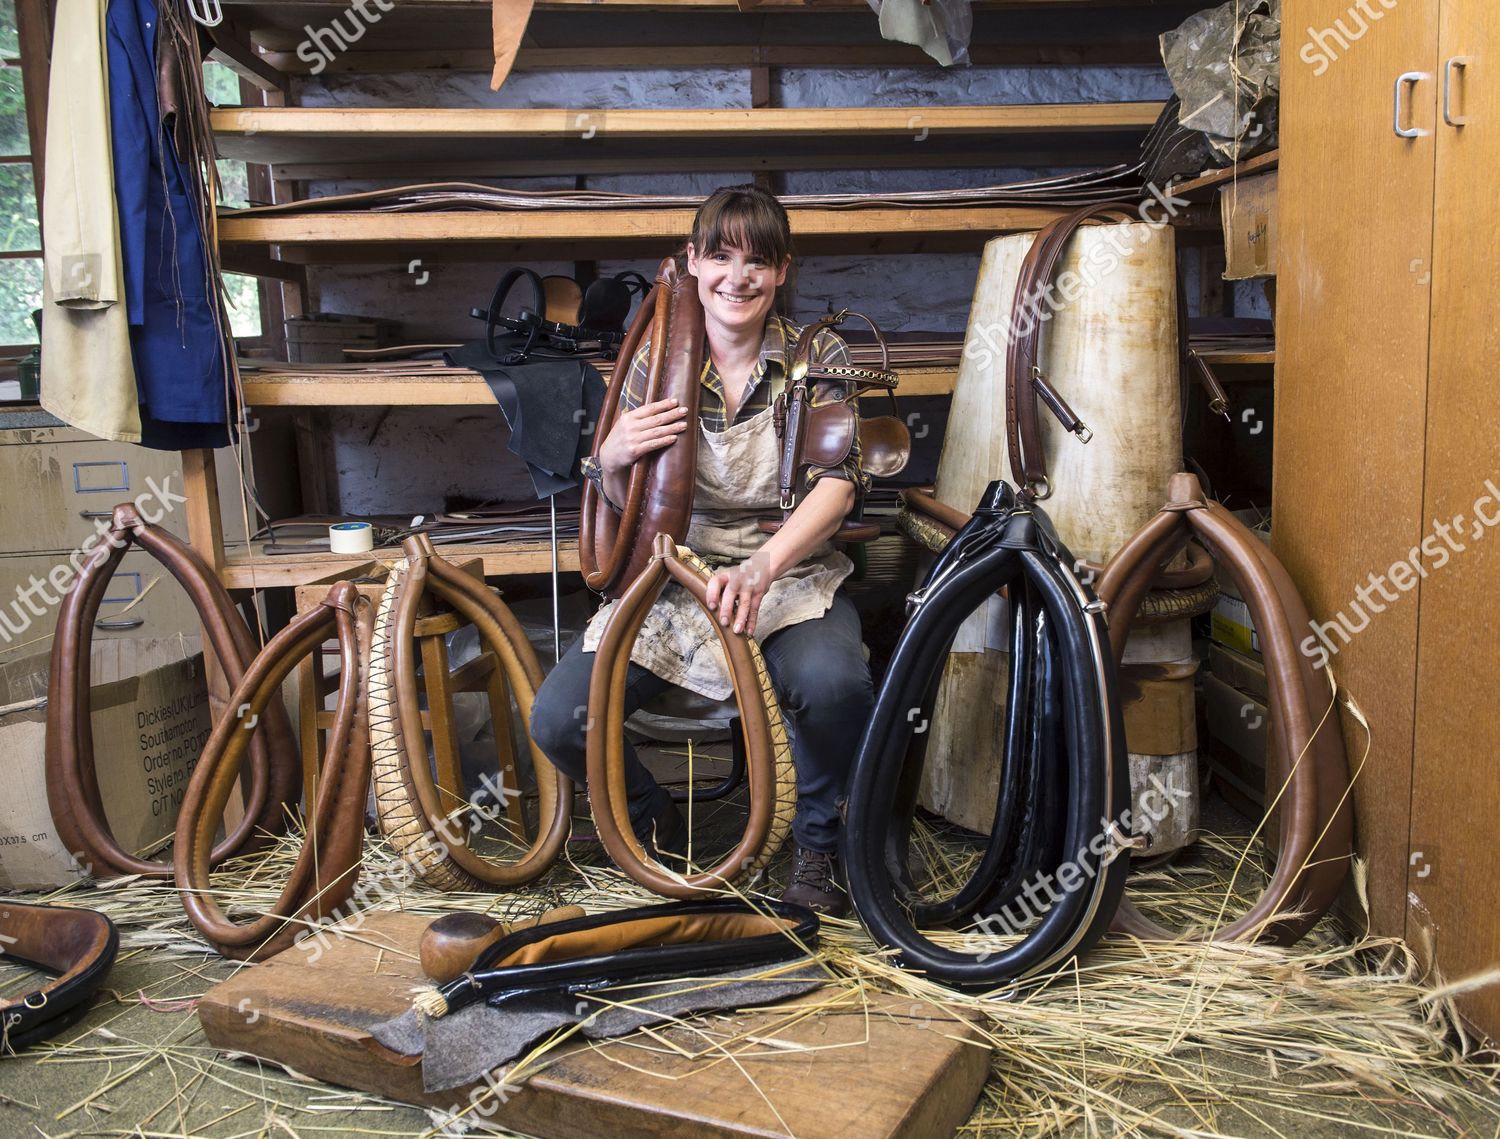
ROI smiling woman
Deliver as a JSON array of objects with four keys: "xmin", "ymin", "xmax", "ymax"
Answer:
[{"xmin": 536, "ymin": 184, "xmax": 873, "ymax": 916}]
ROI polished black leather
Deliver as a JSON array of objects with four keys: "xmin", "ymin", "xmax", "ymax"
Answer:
[
  {"xmin": 433, "ymin": 899, "xmax": 819, "ymax": 1017},
  {"xmin": 1, "ymin": 903, "xmax": 118, "ymax": 1053},
  {"xmin": 843, "ymin": 482, "xmax": 1129, "ymax": 990}
]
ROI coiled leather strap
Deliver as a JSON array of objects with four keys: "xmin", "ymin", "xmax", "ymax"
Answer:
[
  {"xmin": 46, "ymin": 503, "xmax": 300, "ymax": 880},
  {"xmin": 587, "ymin": 534, "xmax": 795, "ymax": 897},
  {"xmin": 0, "ymin": 903, "xmax": 117, "ymax": 1052},
  {"xmin": 1096, "ymin": 473, "xmax": 1353, "ymax": 944},
  {"xmin": 174, "ymin": 583, "xmax": 373, "ymax": 962},
  {"xmin": 844, "ymin": 482, "xmax": 1130, "ymax": 990},
  {"xmin": 579, "ymin": 257, "xmax": 705, "ymax": 600},
  {"xmin": 370, "ymin": 535, "xmax": 572, "ymax": 891}
]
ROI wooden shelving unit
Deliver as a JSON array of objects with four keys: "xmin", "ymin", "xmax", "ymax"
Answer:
[{"xmin": 191, "ymin": 0, "xmax": 1206, "ymax": 595}]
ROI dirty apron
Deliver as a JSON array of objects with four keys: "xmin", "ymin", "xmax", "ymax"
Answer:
[{"xmin": 582, "ymin": 403, "xmax": 853, "ymax": 701}]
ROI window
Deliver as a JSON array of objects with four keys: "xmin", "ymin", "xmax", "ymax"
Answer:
[
  {"xmin": 204, "ymin": 59, "xmax": 263, "ymax": 341},
  {"xmin": 0, "ymin": 0, "xmax": 41, "ymax": 347}
]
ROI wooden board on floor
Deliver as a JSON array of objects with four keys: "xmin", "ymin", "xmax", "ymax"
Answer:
[{"xmin": 199, "ymin": 911, "xmax": 990, "ymax": 1138}]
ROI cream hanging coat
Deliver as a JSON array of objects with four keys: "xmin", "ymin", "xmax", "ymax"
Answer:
[{"xmin": 582, "ymin": 402, "xmax": 853, "ymax": 700}]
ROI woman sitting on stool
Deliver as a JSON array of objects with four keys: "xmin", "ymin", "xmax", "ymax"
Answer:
[{"xmin": 529, "ymin": 183, "xmax": 873, "ymax": 916}]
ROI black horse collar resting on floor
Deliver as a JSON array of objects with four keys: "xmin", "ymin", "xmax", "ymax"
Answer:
[{"xmin": 843, "ymin": 481, "xmax": 1132, "ymax": 990}]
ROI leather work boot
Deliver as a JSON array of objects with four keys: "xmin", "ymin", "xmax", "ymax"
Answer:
[
  {"xmin": 634, "ymin": 796, "xmax": 689, "ymax": 864},
  {"xmin": 780, "ymin": 845, "xmax": 848, "ymax": 917}
]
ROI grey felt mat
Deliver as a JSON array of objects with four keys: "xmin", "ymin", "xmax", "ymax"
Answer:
[{"xmin": 371, "ymin": 963, "xmax": 826, "ymax": 1092}]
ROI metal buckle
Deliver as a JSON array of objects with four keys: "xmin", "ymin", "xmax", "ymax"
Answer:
[{"xmin": 1073, "ymin": 422, "xmax": 1093, "ymax": 445}]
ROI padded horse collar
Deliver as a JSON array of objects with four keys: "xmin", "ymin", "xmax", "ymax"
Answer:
[
  {"xmin": 1096, "ymin": 473, "xmax": 1353, "ymax": 944},
  {"xmin": 1, "ymin": 903, "xmax": 117, "ymax": 1052},
  {"xmin": 371, "ymin": 535, "xmax": 573, "ymax": 892},
  {"xmin": 47, "ymin": 504, "xmax": 301, "ymax": 880},
  {"xmin": 843, "ymin": 482, "xmax": 1131, "ymax": 990},
  {"xmin": 580, "ymin": 257, "xmax": 705, "ymax": 600},
  {"xmin": 587, "ymin": 535, "xmax": 795, "ymax": 897},
  {"xmin": 421, "ymin": 899, "xmax": 819, "ymax": 1019}
]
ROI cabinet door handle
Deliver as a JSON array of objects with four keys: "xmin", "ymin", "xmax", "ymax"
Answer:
[
  {"xmin": 95, "ymin": 616, "xmax": 145, "ymax": 631},
  {"xmin": 1444, "ymin": 57, "xmax": 1472, "ymax": 126},
  {"xmin": 1395, "ymin": 71, "xmax": 1430, "ymax": 138}
]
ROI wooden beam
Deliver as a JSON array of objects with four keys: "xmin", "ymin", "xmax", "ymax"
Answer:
[
  {"xmin": 255, "ymin": 41, "xmax": 1166, "ymax": 73},
  {"xmin": 208, "ymin": 17, "xmax": 291, "ymax": 92},
  {"xmin": 213, "ymin": 103, "xmax": 1164, "ymax": 141},
  {"xmin": 14, "ymin": 0, "xmax": 51, "ymax": 204},
  {"xmin": 217, "ymin": 205, "xmax": 1076, "ymax": 246},
  {"xmin": 242, "ymin": 364, "xmax": 961, "ymax": 406}
]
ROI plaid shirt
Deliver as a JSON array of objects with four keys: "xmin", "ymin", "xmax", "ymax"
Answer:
[{"xmin": 583, "ymin": 314, "xmax": 866, "ymax": 494}]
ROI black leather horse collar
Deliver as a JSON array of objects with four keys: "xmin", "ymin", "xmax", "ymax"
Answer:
[
  {"xmin": 1, "ymin": 903, "xmax": 118, "ymax": 1052},
  {"xmin": 843, "ymin": 481, "xmax": 1131, "ymax": 990}
]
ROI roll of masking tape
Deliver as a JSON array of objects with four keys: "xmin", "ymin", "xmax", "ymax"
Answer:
[{"xmin": 329, "ymin": 521, "xmax": 374, "ymax": 554}]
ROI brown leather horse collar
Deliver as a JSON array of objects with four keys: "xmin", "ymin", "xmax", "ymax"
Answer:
[
  {"xmin": 47, "ymin": 504, "xmax": 301, "ymax": 881},
  {"xmin": 1, "ymin": 903, "xmax": 118, "ymax": 1052}
]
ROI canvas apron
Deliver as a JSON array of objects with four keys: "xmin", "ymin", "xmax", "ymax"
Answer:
[{"xmin": 582, "ymin": 403, "xmax": 853, "ymax": 701}]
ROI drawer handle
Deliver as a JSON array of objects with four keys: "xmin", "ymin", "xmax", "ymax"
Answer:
[
  {"xmin": 79, "ymin": 510, "xmax": 114, "ymax": 520},
  {"xmin": 95, "ymin": 617, "xmax": 145, "ymax": 631}
]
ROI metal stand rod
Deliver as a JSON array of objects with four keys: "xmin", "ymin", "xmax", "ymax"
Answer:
[{"xmin": 549, "ymin": 494, "xmax": 561, "ymax": 663}]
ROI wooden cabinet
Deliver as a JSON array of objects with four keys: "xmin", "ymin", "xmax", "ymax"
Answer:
[
  {"xmin": 1277, "ymin": 0, "xmax": 1499, "ymax": 1037},
  {"xmin": 0, "ymin": 411, "xmax": 247, "ymax": 650}
]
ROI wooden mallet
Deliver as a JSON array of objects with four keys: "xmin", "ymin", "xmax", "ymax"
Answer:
[{"xmin": 419, "ymin": 905, "xmax": 586, "ymax": 984}]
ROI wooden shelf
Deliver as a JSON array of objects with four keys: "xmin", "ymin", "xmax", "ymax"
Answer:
[
  {"xmin": 1171, "ymin": 150, "xmax": 1279, "ymax": 200},
  {"xmin": 222, "ymin": 538, "xmax": 578, "ymax": 590},
  {"xmin": 211, "ymin": 104, "xmax": 1163, "ymax": 169},
  {"xmin": 216, "ymin": 205, "xmax": 1153, "ymax": 261},
  {"xmin": 240, "ymin": 363, "xmax": 960, "ymax": 405}
]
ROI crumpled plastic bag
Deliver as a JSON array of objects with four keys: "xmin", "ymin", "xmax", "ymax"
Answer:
[
  {"xmin": 1161, "ymin": 0, "xmax": 1280, "ymax": 161},
  {"xmin": 867, "ymin": 0, "xmax": 972, "ymax": 67}
]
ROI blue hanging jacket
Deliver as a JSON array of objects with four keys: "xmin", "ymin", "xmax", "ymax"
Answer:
[{"xmin": 107, "ymin": 0, "xmax": 235, "ymax": 450}]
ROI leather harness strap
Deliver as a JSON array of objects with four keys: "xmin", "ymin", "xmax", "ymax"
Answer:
[
  {"xmin": 46, "ymin": 504, "xmax": 300, "ymax": 880},
  {"xmin": 580, "ymin": 257, "xmax": 705, "ymax": 600},
  {"xmin": 763, "ymin": 309, "xmax": 908, "ymax": 543},
  {"xmin": 0, "ymin": 903, "xmax": 118, "ymax": 1052},
  {"xmin": 844, "ymin": 482, "xmax": 1131, "ymax": 989},
  {"xmin": 586, "ymin": 534, "xmax": 795, "ymax": 898},
  {"xmin": 1006, "ymin": 204, "xmax": 1140, "ymax": 500},
  {"xmin": 1096, "ymin": 472, "xmax": 1353, "ymax": 944},
  {"xmin": 370, "ymin": 535, "xmax": 573, "ymax": 892},
  {"xmin": 174, "ymin": 582, "xmax": 373, "ymax": 962}
]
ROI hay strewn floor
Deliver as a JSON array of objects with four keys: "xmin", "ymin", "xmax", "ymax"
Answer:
[{"xmin": 3, "ymin": 768, "xmax": 1499, "ymax": 1139}]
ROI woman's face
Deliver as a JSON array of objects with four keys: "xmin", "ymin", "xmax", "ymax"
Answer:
[{"xmin": 686, "ymin": 241, "xmax": 788, "ymax": 338}]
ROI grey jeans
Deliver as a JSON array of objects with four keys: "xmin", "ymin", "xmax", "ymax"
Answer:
[{"xmin": 530, "ymin": 591, "xmax": 872, "ymax": 852}]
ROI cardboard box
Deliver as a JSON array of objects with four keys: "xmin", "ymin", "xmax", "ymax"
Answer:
[
  {"xmin": 0, "ymin": 637, "xmax": 209, "ymax": 889},
  {"xmin": 1220, "ymin": 170, "xmax": 1278, "ymax": 280},
  {"xmin": 1210, "ymin": 594, "xmax": 1260, "ymax": 656},
  {"xmin": 1202, "ymin": 671, "xmax": 1269, "ymax": 818},
  {"xmin": 1208, "ymin": 642, "xmax": 1269, "ymax": 702}
]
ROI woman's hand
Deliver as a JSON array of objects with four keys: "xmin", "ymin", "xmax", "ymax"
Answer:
[
  {"xmin": 598, "ymin": 398, "xmax": 690, "ymax": 475},
  {"xmin": 705, "ymin": 550, "xmax": 777, "ymax": 637}
]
